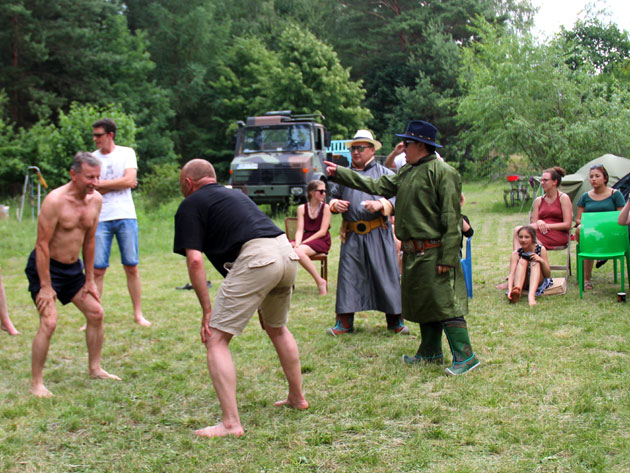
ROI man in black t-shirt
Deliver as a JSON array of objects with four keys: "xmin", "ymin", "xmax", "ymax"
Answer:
[{"xmin": 174, "ymin": 159, "xmax": 308, "ymax": 438}]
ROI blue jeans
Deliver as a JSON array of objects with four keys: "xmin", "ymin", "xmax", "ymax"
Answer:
[{"xmin": 94, "ymin": 219, "xmax": 139, "ymax": 268}]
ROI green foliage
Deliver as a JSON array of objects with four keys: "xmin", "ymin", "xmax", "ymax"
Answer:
[
  {"xmin": 0, "ymin": 102, "xmax": 138, "ymax": 191},
  {"xmin": 208, "ymin": 25, "xmax": 371, "ymax": 173},
  {"xmin": 0, "ymin": 100, "xmax": 25, "ymax": 191},
  {"xmin": 384, "ymin": 22, "xmax": 463, "ymax": 151},
  {"xmin": 560, "ymin": 14, "xmax": 630, "ymax": 75},
  {"xmin": 0, "ymin": 0, "xmax": 174, "ymax": 165},
  {"xmin": 328, "ymin": 0, "xmax": 536, "ymax": 148},
  {"xmin": 125, "ymin": 0, "xmax": 229, "ymax": 162},
  {"xmin": 139, "ymin": 161, "xmax": 182, "ymax": 209},
  {"xmin": 456, "ymin": 19, "xmax": 630, "ymax": 177},
  {"xmin": 273, "ymin": 26, "xmax": 372, "ymax": 138},
  {"xmin": 42, "ymin": 103, "xmax": 138, "ymax": 188}
]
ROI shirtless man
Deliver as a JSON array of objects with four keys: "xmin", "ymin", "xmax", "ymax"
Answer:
[{"xmin": 26, "ymin": 152, "xmax": 120, "ymax": 398}]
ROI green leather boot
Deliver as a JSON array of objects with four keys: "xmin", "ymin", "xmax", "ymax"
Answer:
[
  {"xmin": 402, "ymin": 322, "xmax": 444, "ymax": 364},
  {"xmin": 443, "ymin": 320, "xmax": 480, "ymax": 375}
]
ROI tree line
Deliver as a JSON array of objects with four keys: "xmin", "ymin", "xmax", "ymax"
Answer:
[{"xmin": 1, "ymin": 0, "xmax": 630, "ymax": 191}]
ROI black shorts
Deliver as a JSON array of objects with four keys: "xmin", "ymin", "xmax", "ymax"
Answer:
[{"xmin": 25, "ymin": 250, "xmax": 86, "ymax": 305}]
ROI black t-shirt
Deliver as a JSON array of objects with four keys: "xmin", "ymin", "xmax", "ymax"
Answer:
[{"xmin": 173, "ymin": 184, "xmax": 283, "ymax": 277}]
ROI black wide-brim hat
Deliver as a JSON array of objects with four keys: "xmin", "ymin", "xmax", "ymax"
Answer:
[{"xmin": 396, "ymin": 120, "xmax": 442, "ymax": 148}]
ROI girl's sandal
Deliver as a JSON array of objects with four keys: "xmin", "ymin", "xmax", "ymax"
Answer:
[{"xmin": 584, "ymin": 281, "xmax": 593, "ymax": 291}]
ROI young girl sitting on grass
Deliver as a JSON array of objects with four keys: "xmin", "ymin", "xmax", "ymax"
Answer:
[{"xmin": 507, "ymin": 225, "xmax": 552, "ymax": 306}]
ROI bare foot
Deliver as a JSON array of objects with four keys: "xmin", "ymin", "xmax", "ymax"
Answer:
[
  {"xmin": 194, "ymin": 422, "xmax": 244, "ymax": 438},
  {"xmin": 1, "ymin": 320, "xmax": 19, "ymax": 336},
  {"xmin": 274, "ymin": 398, "xmax": 309, "ymax": 410},
  {"xmin": 528, "ymin": 299, "xmax": 537, "ymax": 306},
  {"xmin": 135, "ymin": 314, "xmax": 152, "ymax": 327},
  {"xmin": 509, "ymin": 286, "xmax": 522, "ymax": 304},
  {"xmin": 317, "ymin": 279, "xmax": 327, "ymax": 297},
  {"xmin": 89, "ymin": 368, "xmax": 121, "ymax": 381},
  {"xmin": 496, "ymin": 280, "xmax": 509, "ymax": 290},
  {"xmin": 30, "ymin": 384, "xmax": 53, "ymax": 398}
]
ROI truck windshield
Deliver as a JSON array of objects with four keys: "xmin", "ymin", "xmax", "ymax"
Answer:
[{"xmin": 242, "ymin": 125, "xmax": 312, "ymax": 153}]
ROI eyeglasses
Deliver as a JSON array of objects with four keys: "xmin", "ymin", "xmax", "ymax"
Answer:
[
  {"xmin": 590, "ymin": 164, "xmax": 605, "ymax": 170},
  {"xmin": 350, "ymin": 145, "xmax": 371, "ymax": 153},
  {"xmin": 316, "ymin": 189, "xmax": 326, "ymax": 194},
  {"xmin": 93, "ymin": 132, "xmax": 107, "ymax": 138},
  {"xmin": 403, "ymin": 140, "xmax": 416, "ymax": 147}
]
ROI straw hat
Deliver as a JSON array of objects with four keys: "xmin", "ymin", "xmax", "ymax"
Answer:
[{"xmin": 344, "ymin": 129, "xmax": 382, "ymax": 151}]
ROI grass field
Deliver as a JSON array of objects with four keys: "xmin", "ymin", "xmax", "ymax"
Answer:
[{"xmin": 1, "ymin": 182, "xmax": 629, "ymax": 472}]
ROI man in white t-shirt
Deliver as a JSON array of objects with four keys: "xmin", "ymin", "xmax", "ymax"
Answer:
[
  {"xmin": 91, "ymin": 118, "xmax": 151, "ymax": 327},
  {"xmin": 385, "ymin": 141, "xmax": 443, "ymax": 171}
]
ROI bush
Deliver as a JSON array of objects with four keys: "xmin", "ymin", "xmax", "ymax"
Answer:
[
  {"xmin": 0, "ymin": 100, "xmax": 138, "ymax": 192},
  {"xmin": 140, "ymin": 161, "xmax": 182, "ymax": 209}
]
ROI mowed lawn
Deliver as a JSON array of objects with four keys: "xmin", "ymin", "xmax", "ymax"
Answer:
[{"xmin": 1, "ymin": 181, "xmax": 629, "ymax": 473}]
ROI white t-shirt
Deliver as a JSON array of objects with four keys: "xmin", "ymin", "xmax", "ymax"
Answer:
[
  {"xmin": 393, "ymin": 151, "xmax": 443, "ymax": 170},
  {"xmin": 92, "ymin": 145, "xmax": 137, "ymax": 221}
]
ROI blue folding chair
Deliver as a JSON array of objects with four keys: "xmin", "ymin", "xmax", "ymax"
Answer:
[{"xmin": 460, "ymin": 237, "xmax": 473, "ymax": 299}]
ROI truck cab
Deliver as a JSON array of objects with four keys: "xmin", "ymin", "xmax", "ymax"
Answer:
[{"xmin": 229, "ymin": 111, "xmax": 329, "ymax": 210}]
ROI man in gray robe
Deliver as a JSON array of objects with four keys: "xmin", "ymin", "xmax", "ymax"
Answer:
[{"xmin": 327, "ymin": 130, "xmax": 408, "ymax": 336}]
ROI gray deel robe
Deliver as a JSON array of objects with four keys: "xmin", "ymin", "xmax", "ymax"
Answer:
[{"xmin": 330, "ymin": 159, "xmax": 401, "ymax": 314}]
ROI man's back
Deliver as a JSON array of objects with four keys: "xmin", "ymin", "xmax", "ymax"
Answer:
[{"xmin": 174, "ymin": 184, "xmax": 282, "ymax": 276}]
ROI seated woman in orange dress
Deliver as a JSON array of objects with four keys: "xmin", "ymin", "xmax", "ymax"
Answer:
[{"xmin": 292, "ymin": 180, "xmax": 331, "ymax": 295}]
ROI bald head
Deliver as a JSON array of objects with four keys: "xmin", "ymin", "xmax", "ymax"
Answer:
[
  {"xmin": 180, "ymin": 159, "xmax": 217, "ymax": 197},
  {"xmin": 181, "ymin": 159, "xmax": 216, "ymax": 180}
]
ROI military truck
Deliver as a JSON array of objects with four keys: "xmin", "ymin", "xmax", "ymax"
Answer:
[{"xmin": 229, "ymin": 111, "xmax": 331, "ymax": 211}]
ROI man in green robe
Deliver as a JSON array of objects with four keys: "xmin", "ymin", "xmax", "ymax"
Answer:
[{"xmin": 324, "ymin": 120, "xmax": 480, "ymax": 376}]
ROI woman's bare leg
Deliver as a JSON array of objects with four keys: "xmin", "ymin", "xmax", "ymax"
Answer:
[{"xmin": 295, "ymin": 245, "xmax": 327, "ymax": 296}]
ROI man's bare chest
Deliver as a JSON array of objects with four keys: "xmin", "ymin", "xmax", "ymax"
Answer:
[{"xmin": 56, "ymin": 203, "xmax": 95, "ymax": 232}]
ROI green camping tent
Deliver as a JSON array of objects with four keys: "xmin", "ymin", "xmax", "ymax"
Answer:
[{"xmin": 532, "ymin": 154, "xmax": 630, "ymax": 217}]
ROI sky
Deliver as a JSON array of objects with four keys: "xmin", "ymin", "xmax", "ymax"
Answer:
[{"xmin": 532, "ymin": 0, "xmax": 630, "ymax": 39}]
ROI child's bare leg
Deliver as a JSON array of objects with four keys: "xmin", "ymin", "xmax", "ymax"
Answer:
[{"xmin": 528, "ymin": 263, "xmax": 542, "ymax": 306}]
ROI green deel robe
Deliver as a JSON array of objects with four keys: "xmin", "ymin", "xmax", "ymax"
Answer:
[{"xmin": 332, "ymin": 154, "xmax": 468, "ymax": 323}]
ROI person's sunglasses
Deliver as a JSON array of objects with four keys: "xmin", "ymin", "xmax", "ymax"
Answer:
[
  {"xmin": 403, "ymin": 140, "xmax": 416, "ymax": 147},
  {"xmin": 350, "ymin": 145, "xmax": 370, "ymax": 152},
  {"xmin": 93, "ymin": 132, "xmax": 107, "ymax": 138},
  {"xmin": 316, "ymin": 189, "xmax": 326, "ymax": 194},
  {"xmin": 590, "ymin": 164, "xmax": 604, "ymax": 170}
]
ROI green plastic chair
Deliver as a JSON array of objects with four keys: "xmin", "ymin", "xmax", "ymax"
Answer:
[{"xmin": 576, "ymin": 211, "xmax": 630, "ymax": 298}]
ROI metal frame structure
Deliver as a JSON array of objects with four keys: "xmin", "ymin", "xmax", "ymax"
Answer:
[{"xmin": 17, "ymin": 166, "xmax": 48, "ymax": 222}]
